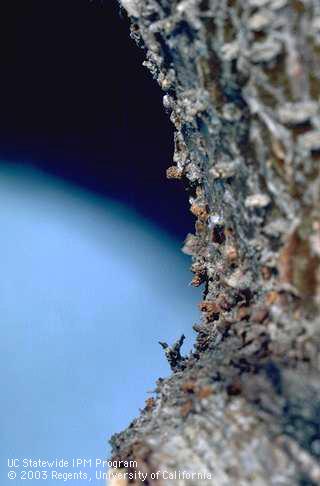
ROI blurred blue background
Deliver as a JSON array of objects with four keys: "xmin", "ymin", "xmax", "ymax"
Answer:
[
  {"xmin": 0, "ymin": 164, "xmax": 200, "ymax": 485},
  {"xmin": 0, "ymin": 1, "xmax": 201, "ymax": 484}
]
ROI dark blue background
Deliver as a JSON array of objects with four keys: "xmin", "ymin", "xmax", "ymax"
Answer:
[{"xmin": 0, "ymin": 0, "xmax": 192, "ymax": 237}]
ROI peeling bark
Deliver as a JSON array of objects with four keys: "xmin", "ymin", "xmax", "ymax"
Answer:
[{"xmin": 111, "ymin": 1, "xmax": 320, "ymax": 484}]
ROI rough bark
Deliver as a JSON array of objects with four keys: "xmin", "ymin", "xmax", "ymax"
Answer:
[{"xmin": 111, "ymin": 1, "xmax": 320, "ymax": 484}]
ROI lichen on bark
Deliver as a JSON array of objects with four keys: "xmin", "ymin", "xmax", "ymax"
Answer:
[{"xmin": 111, "ymin": 1, "xmax": 320, "ymax": 484}]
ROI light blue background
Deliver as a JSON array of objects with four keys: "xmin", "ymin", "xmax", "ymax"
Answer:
[{"xmin": 0, "ymin": 164, "xmax": 200, "ymax": 485}]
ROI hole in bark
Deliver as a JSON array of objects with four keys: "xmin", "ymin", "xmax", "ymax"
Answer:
[{"xmin": 212, "ymin": 225, "xmax": 226, "ymax": 244}]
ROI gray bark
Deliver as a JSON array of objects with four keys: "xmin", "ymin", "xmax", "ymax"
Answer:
[{"xmin": 111, "ymin": 1, "xmax": 320, "ymax": 484}]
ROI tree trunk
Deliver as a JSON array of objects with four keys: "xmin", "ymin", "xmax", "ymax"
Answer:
[{"xmin": 111, "ymin": 1, "xmax": 320, "ymax": 484}]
